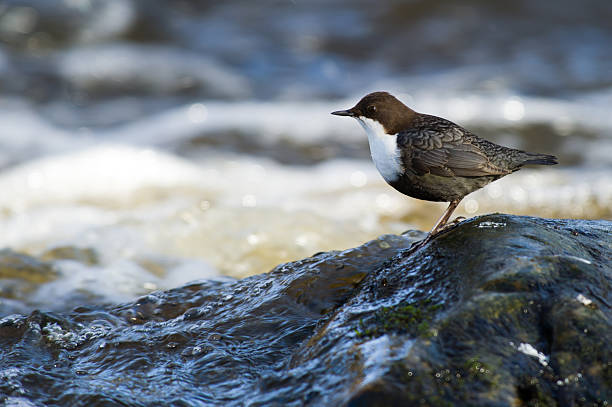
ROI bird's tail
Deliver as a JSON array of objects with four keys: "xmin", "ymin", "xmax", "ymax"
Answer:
[{"xmin": 521, "ymin": 153, "xmax": 558, "ymax": 166}]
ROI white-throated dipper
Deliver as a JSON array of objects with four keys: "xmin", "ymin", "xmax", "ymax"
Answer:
[{"xmin": 332, "ymin": 91, "xmax": 558, "ymax": 248}]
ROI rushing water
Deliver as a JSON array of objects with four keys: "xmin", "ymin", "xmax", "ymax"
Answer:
[{"xmin": 0, "ymin": 0, "xmax": 611, "ymax": 314}]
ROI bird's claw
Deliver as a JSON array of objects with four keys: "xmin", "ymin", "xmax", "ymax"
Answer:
[
  {"xmin": 407, "ymin": 216, "xmax": 468, "ymax": 254},
  {"xmin": 436, "ymin": 216, "xmax": 467, "ymax": 234},
  {"xmin": 447, "ymin": 216, "xmax": 466, "ymax": 227}
]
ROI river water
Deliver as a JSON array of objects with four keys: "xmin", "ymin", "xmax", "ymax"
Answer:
[{"xmin": 0, "ymin": 0, "xmax": 611, "ymax": 314}]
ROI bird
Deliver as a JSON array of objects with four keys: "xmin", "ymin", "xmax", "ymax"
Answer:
[{"xmin": 332, "ymin": 91, "xmax": 558, "ymax": 249}]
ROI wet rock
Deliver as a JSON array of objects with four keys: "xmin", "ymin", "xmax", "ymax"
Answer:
[
  {"xmin": 0, "ymin": 215, "xmax": 610, "ymax": 406},
  {"xmin": 0, "ymin": 249, "xmax": 57, "ymax": 288},
  {"xmin": 40, "ymin": 246, "xmax": 99, "ymax": 266},
  {"xmin": 0, "ymin": 249, "xmax": 59, "ymax": 316},
  {"xmin": 297, "ymin": 215, "xmax": 611, "ymax": 406},
  {"xmin": 0, "ymin": 249, "xmax": 57, "ymax": 281}
]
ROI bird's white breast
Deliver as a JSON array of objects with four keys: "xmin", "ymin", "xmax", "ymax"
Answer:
[{"xmin": 356, "ymin": 117, "xmax": 402, "ymax": 182}]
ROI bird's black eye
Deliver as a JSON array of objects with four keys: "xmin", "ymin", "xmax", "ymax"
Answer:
[{"xmin": 367, "ymin": 105, "xmax": 377, "ymax": 114}]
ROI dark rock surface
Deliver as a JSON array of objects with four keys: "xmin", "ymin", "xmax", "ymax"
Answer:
[
  {"xmin": 0, "ymin": 249, "xmax": 59, "ymax": 315},
  {"xmin": 0, "ymin": 214, "xmax": 610, "ymax": 406}
]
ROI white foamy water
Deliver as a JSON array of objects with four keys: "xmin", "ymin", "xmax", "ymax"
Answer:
[
  {"xmin": 517, "ymin": 343, "xmax": 549, "ymax": 367},
  {"xmin": 0, "ymin": 145, "xmax": 401, "ymax": 270}
]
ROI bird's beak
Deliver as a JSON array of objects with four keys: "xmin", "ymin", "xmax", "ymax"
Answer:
[{"xmin": 331, "ymin": 109, "xmax": 355, "ymax": 117}]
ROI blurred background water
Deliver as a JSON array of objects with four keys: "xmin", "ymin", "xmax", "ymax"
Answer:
[{"xmin": 0, "ymin": 0, "xmax": 611, "ymax": 314}]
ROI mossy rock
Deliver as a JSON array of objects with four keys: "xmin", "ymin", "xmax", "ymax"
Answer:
[
  {"xmin": 0, "ymin": 249, "xmax": 58, "ymax": 283},
  {"xmin": 294, "ymin": 215, "xmax": 612, "ymax": 406},
  {"xmin": 40, "ymin": 246, "xmax": 99, "ymax": 266}
]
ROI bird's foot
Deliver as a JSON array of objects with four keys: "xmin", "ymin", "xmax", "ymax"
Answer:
[
  {"xmin": 446, "ymin": 216, "xmax": 466, "ymax": 228},
  {"xmin": 407, "ymin": 216, "xmax": 468, "ymax": 254},
  {"xmin": 433, "ymin": 216, "xmax": 467, "ymax": 236},
  {"xmin": 452, "ymin": 215, "xmax": 466, "ymax": 224}
]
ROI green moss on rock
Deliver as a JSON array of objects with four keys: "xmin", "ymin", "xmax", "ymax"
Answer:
[{"xmin": 355, "ymin": 299, "xmax": 443, "ymax": 339}]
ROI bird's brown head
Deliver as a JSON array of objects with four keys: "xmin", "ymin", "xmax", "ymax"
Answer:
[{"xmin": 331, "ymin": 91, "xmax": 417, "ymax": 134}]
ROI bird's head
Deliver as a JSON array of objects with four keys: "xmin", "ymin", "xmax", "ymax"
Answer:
[{"xmin": 331, "ymin": 91, "xmax": 416, "ymax": 135}]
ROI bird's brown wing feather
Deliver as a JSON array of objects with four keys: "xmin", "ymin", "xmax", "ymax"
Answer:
[{"xmin": 398, "ymin": 117, "xmax": 510, "ymax": 177}]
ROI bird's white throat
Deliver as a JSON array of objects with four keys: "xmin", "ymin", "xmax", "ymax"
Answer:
[{"xmin": 356, "ymin": 117, "xmax": 402, "ymax": 182}]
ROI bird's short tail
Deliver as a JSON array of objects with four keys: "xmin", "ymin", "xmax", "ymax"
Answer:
[{"xmin": 521, "ymin": 153, "xmax": 558, "ymax": 166}]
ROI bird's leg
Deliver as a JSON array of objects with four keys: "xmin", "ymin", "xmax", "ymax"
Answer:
[
  {"xmin": 409, "ymin": 199, "xmax": 462, "ymax": 251},
  {"xmin": 429, "ymin": 199, "xmax": 462, "ymax": 236}
]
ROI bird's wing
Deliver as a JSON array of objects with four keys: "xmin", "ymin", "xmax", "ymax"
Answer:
[{"xmin": 398, "ymin": 116, "xmax": 510, "ymax": 177}]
